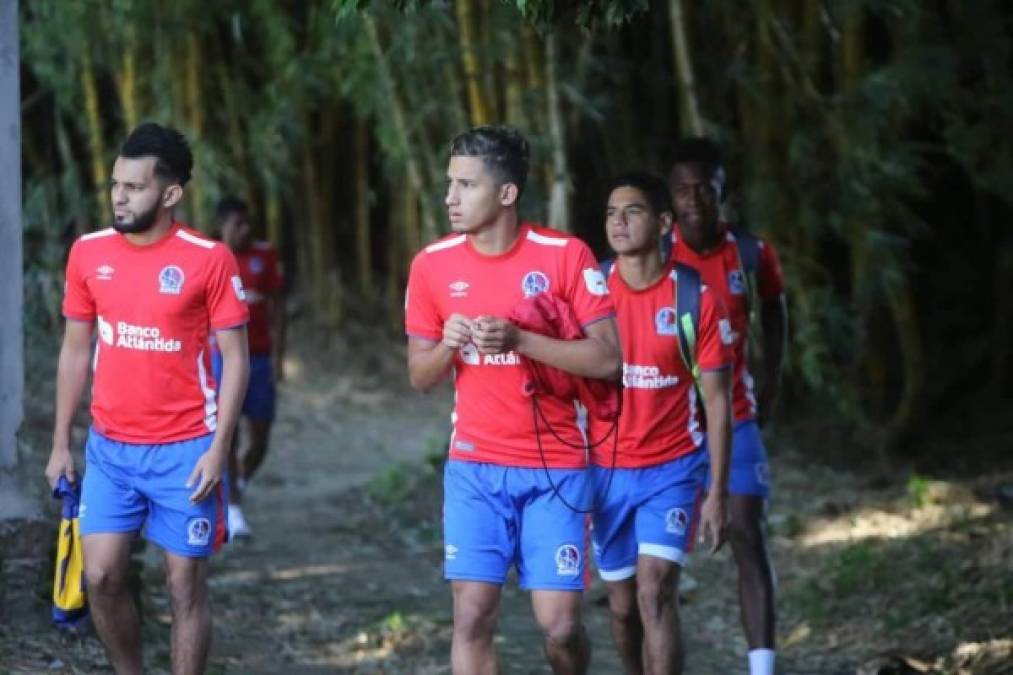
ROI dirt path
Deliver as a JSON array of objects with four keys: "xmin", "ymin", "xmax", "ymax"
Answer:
[{"xmin": 3, "ymin": 326, "xmax": 1012, "ymax": 674}]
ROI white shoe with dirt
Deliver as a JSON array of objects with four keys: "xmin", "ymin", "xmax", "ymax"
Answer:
[{"xmin": 228, "ymin": 504, "xmax": 252, "ymax": 540}]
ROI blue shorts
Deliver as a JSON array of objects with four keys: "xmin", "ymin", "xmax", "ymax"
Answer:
[
  {"xmin": 704, "ymin": 419, "xmax": 771, "ymax": 498},
  {"xmin": 443, "ymin": 460, "xmax": 590, "ymax": 591},
  {"xmin": 590, "ymin": 450, "xmax": 706, "ymax": 581},
  {"xmin": 212, "ymin": 352, "xmax": 276, "ymax": 421},
  {"xmin": 79, "ymin": 429, "xmax": 228, "ymax": 557}
]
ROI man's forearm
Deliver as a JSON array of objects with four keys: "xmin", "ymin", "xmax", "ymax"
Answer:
[
  {"xmin": 702, "ymin": 371, "xmax": 733, "ymax": 494},
  {"xmin": 52, "ymin": 345, "xmax": 92, "ymax": 449},
  {"xmin": 213, "ymin": 349, "xmax": 249, "ymax": 454},
  {"xmin": 408, "ymin": 341, "xmax": 456, "ymax": 392},
  {"xmin": 515, "ymin": 331, "xmax": 621, "ymax": 380}
]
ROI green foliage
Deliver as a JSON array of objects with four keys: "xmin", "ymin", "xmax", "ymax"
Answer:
[
  {"xmin": 332, "ymin": 0, "xmax": 649, "ymax": 26},
  {"xmin": 366, "ymin": 458, "xmax": 436, "ymax": 504},
  {"xmin": 906, "ymin": 473, "xmax": 931, "ymax": 508},
  {"xmin": 18, "ymin": 0, "xmax": 1012, "ymax": 430},
  {"xmin": 383, "ymin": 610, "xmax": 406, "ymax": 631}
]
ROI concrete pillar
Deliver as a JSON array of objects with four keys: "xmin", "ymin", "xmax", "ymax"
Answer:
[{"xmin": 0, "ymin": 0, "xmax": 33, "ymax": 524}]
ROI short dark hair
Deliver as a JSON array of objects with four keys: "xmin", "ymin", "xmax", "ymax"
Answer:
[
  {"xmin": 120, "ymin": 123, "xmax": 193, "ymax": 186},
  {"xmin": 607, "ymin": 171, "xmax": 673, "ymax": 217},
  {"xmin": 668, "ymin": 136, "xmax": 723, "ymax": 171},
  {"xmin": 668, "ymin": 136, "xmax": 726, "ymax": 199},
  {"xmin": 449, "ymin": 125, "xmax": 530, "ymax": 196},
  {"xmin": 216, "ymin": 196, "xmax": 248, "ymax": 220}
]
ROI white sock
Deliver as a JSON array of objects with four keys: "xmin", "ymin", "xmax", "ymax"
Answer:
[{"xmin": 749, "ymin": 649, "xmax": 775, "ymax": 675}]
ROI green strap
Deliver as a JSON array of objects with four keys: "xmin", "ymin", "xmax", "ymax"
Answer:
[{"xmin": 679, "ymin": 311, "xmax": 700, "ymax": 388}]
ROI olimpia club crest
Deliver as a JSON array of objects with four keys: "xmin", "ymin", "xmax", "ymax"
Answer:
[
  {"xmin": 655, "ymin": 307, "xmax": 678, "ymax": 336},
  {"xmin": 555, "ymin": 544, "xmax": 580, "ymax": 576},
  {"xmin": 728, "ymin": 269, "xmax": 746, "ymax": 295},
  {"xmin": 521, "ymin": 270, "xmax": 550, "ymax": 298},
  {"xmin": 158, "ymin": 265, "xmax": 185, "ymax": 294}
]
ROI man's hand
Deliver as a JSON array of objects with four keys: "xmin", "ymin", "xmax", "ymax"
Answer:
[
  {"xmin": 45, "ymin": 447, "xmax": 77, "ymax": 489},
  {"xmin": 442, "ymin": 314, "xmax": 474, "ymax": 350},
  {"xmin": 186, "ymin": 448, "xmax": 228, "ymax": 503},
  {"xmin": 472, "ymin": 316, "xmax": 520, "ymax": 355},
  {"xmin": 697, "ymin": 491, "xmax": 728, "ymax": 554}
]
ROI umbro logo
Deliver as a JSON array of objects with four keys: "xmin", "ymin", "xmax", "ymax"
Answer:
[
  {"xmin": 449, "ymin": 280, "xmax": 469, "ymax": 297},
  {"xmin": 96, "ymin": 265, "xmax": 115, "ymax": 281}
]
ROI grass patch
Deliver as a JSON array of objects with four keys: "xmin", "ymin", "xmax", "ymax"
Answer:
[{"xmin": 366, "ymin": 459, "xmax": 438, "ymax": 505}]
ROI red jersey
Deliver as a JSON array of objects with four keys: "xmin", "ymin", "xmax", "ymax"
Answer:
[
  {"xmin": 589, "ymin": 261, "xmax": 733, "ymax": 468},
  {"xmin": 405, "ymin": 223, "xmax": 615, "ymax": 468},
  {"xmin": 232, "ymin": 242, "xmax": 283, "ymax": 355},
  {"xmin": 63, "ymin": 223, "xmax": 250, "ymax": 444},
  {"xmin": 671, "ymin": 227, "xmax": 784, "ymax": 422}
]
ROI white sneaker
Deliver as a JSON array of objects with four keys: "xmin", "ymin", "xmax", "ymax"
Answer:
[{"xmin": 228, "ymin": 504, "xmax": 252, "ymax": 540}]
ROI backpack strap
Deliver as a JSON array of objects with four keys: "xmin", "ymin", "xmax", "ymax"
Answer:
[
  {"xmin": 673, "ymin": 262, "xmax": 701, "ymax": 391},
  {"xmin": 731, "ymin": 228, "xmax": 760, "ymax": 319}
]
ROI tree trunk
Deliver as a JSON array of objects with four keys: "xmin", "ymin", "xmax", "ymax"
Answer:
[
  {"xmin": 566, "ymin": 29, "xmax": 597, "ymax": 136},
  {"xmin": 668, "ymin": 0, "xmax": 705, "ymax": 135},
  {"xmin": 523, "ymin": 26, "xmax": 552, "ymax": 222},
  {"xmin": 504, "ymin": 34, "xmax": 526, "ymax": 128},
  {"xmin": 184, "ymin": 31, "xmax": 206, "ymax": 229},
  {"xmin": 81, "ymin": 49, "xmax": 110, "ymax": 227},
  {"xmin": 455, "ymin": 0, "xmax": 492, "ymax": 125},
  {"xmin": 839, "ymin": 3, "xmax": 871, "ymax": 354},
  {"xmin": 364, "ymin": 15, "xmax": 439, "ymax": 243},
  {"xmin": 545, "ymin": 32, "xmax": 570, "ymax": 232},
  {"xmin": 265, "ymin": 186, "xmax": 282, "ymax": 248},
  {"xmin": 116, "ymin": 25, "xmax": 140, "ymax": 131},
  {"xmin": 301, "ymin": 117, "xmax": 339, "ymax": 326},
  {"xmin": 884, "ymin": 272, "xmax": 925, "ymax": 449},
  {"xmin": 354, "ymin": 119, "xmax": 373, "ymax": 295},
  {"xmin": 385, "ymin": 182, "xmax": 405, "ymax": 331},
  {"xmin": 216, "ymin": 59, "xmax": 254, "ymax": 202}
]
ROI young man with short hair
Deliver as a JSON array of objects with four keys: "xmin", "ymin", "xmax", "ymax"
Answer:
[
  {"xmin": 668, "ymin": 138, "xmax": 788, "ymax": 675},
  {"xmin": 212, "ymin": 196, "xmax": 285, "ymax": 539},
  {"xmin": 45, "ymin": 123, "xmax": 250, "ymax": 675},
  {"xmin": 405, "ymin": 125, "xmax": 621, "ymax": 675},
  {"xmin": 591, "ymin": 172, "xmax": 733, "ymax": 674}
]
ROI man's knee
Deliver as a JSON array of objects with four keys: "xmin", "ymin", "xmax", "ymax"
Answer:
[
  {"xmin": 728, "ymin": 515, "xmax": 765, "ymax": 554},
  {"xmin": 605, "ymin": 584, "xmax": 639, "ymax": 627},
  {"xmin": 535, "ymin": 606, "xmax": 584, "ymax": 647},
  {"xmin": 635, "ymin": 567, "xmax": 677, "ymax": 623},
  {"xmin": 636, "ymin": 575, "xmax": 676, "ymax": 624},
  {"xmin": 453, "ymin": 591, "xmax": 499, "ymax": 641},
  {"xmin": 165, "ymin": 565, "xmax": 208, "ymax": 616},
  {"xmin": 84, "ymin": 562, "xmax": 128, "ymax": 596}
]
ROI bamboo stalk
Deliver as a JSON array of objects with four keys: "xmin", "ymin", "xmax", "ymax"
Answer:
[
  {"xmin": 364, "ymin": 15, "xmax": 439, "ymax": 243},
  {"xmin": 545, "ymin": 32, "xmax": 570, "ymax": 232},
  {"xmin": 355, "ymin": 119, "xmax": 373, "ymax": 294},
  {"xmin": 668, "ymin": 0, "xmax": 705, "ymax": 135},
  {"xmin": 117, "ymin": 25, "xmax": 139, "ymax": 131},
  {"xmin": 184, "ymin": 31, "xmax": 206, "ymax": 228},
  {"xmin": 81, "ymin": 49, "xmax": 110, "ymax": 227},
  {"xmin": 455, "ymin": 0, "xmax": 492, "ymax": 125}
]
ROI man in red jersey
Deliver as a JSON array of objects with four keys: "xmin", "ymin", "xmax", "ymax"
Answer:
[
  {"xmin": 45, "ymin": 123, "xmax": 250, "ymax": 675},
  {"xmin": 212, "ymin": 196, "xmax": 285, "ymax": 539},
  {"xmin": 590, "ymin": 172, "xmax": 733, "ymax": 674},
  {"xmin": 668, "ymin": 138, "xmax": 788, "ymax": 675},
  {"xmin": 405, "ymin": 125, "xmax": 621, "ymax": 675}
]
